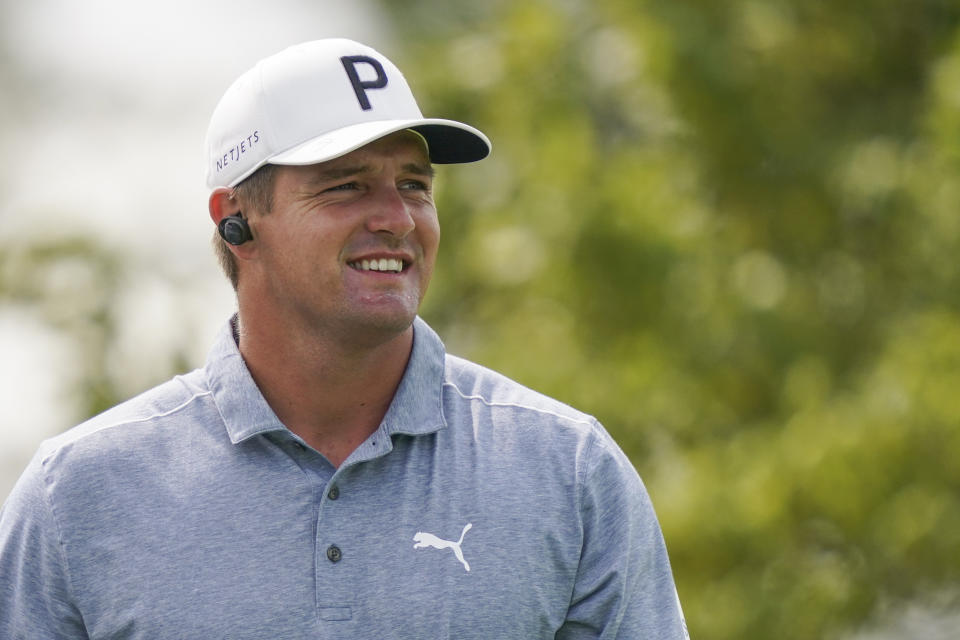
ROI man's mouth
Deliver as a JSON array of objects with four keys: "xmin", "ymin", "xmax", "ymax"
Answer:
[{"xmin": 348, "ymin": 258, "xmax": 406, "ymax": 273}]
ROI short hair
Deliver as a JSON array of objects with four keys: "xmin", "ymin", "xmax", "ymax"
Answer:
[{"xmin": 212, "ymin": 164, "xmax": 278, "ymax": 290}]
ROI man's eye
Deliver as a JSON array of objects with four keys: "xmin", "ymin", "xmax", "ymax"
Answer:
[
  {"xmin": 325, "ymin": 182, "xmax": 357, "ymax": 192},
  {"xmin": 400, "ymin": 180, "xmax": 429, "ymax": 191}
]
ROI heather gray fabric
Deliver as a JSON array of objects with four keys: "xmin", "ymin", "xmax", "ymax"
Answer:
[{"xmin": 0, "ymin": 316, "xmax": 689, "ymax": 639}]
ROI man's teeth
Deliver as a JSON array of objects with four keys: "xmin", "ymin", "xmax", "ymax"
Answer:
[{"xmin": 353, "ymin": 258, "xmax": 404, "ymax": 273}]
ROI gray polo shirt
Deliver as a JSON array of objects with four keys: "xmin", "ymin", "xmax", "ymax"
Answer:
[{"xmin": 0, "ymin": 317, "xmax": 688, "ymax": 639}]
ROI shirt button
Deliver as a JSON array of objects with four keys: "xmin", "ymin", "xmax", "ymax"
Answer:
[
  {"xmin": 327, "ymin": 485, "xmax": 340, "ymax": 500},
  {"xmin": 326, "ymin": 545, "xmax": 342, "ymax": 563}
]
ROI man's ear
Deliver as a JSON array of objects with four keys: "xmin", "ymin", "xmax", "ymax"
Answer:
[
  {"xmin": 209, "ymin": 188, "xmax": 256, "ymax": 256},
  {"xmin": 209, "ymin": 187, "xmax": 241, "ymax": 227}
]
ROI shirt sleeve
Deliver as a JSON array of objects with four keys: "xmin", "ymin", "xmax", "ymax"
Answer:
[
  {"xmin": 557, "ymin": 422, "xmax": 690, "ymax": 640},
  {"xmin": 0, "ymin": 451, "xmax": 88, "ymax": 639}
]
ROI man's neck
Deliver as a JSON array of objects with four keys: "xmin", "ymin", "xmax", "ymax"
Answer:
[{"xmin": 234, "ymin": 312, "xmax": 415, "ymax": 468}]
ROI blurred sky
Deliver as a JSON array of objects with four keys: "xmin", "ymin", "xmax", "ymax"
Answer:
[{"xmin": 0, "ymin": 0, "xmax": 386, "ymax": 500}]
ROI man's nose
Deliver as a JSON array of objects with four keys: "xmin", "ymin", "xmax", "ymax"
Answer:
[{"xmin": 365, "ymin": 186, "xmax": 416, "ymax": 237}]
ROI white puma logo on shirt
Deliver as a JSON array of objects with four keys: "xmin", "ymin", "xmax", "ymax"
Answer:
[{"xmin": 412, "ymin": 523, "xmax": 473, "ymax": 572}]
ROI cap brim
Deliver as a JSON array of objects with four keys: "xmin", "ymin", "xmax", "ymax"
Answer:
[{"xmin": 269, "ymin": 118, "xmax": 490, "ymax": 168}]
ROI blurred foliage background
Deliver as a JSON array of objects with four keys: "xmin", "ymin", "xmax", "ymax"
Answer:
[{"xmin": 4, "ymin": 0, "xmax": 960, "ymax": 638}]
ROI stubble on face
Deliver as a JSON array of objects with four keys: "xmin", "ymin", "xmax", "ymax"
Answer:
[{"xmin": 248, "ymin": 131, "xmax": 440, "ymax": 350}]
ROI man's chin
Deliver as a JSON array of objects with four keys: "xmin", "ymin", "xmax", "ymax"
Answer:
[{"xmin": 326, "ymin": 308, "xmax": 418, "ymax": 349}]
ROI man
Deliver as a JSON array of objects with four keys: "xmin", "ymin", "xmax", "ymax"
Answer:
[{"xmin": 0, "ymin": 39, "xmax": 689, "ymax": 638}]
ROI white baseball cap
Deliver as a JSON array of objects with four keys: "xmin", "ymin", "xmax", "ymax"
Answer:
[{"xmin": 204, "ymin": 38, "xmax": 491, "ymax": 189}]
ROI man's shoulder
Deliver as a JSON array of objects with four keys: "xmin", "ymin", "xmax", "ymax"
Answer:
[
  {"xmin": 442, "ymin": 353, "xmax": 597, "ymax": 430},
  {"xmin": 38, "ymin": 369, "xmax": 214, "ymax": 464},
  {"xmin": 439, "ymin": 353, "xmax": 640, "ymax": 490}
]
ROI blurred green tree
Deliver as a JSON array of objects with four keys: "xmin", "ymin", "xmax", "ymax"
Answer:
[
  {"xmin": 0, "ymin": 237, "xmax": 127, "ymax": 417},
  {"xmin": 380, "ymin": 0, "xmax": 960, "ymax": 638},
  {"xmin": 0, "ymin": 238, "xmax": 195, "ymax": 420}
]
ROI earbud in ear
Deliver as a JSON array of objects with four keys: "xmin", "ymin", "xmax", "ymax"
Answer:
[{"xmin": 218, "ymin": 213, "xmax": 253, "ymax": 246}]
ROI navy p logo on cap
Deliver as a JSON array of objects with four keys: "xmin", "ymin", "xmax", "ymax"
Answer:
[{"xmin": 340, "ymin": 55, "xmax": 388, "ymax": 111}]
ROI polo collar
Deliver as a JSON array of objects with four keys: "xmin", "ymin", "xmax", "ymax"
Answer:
[
  {"xmin": 205, "ymin": 316, "xmax": 285, "ymax": 444},
  {"xmin": 205, "ymin": 315, "xmax": 447, "ymax": 445},
  {"xmin": 380, "ymin": 316, "xmax": 447, "ymax": 437}
]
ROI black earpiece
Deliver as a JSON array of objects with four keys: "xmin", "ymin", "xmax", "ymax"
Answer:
[{"xmin": 218, "ymin": 213, "xmax": 253, "ymax": 246}]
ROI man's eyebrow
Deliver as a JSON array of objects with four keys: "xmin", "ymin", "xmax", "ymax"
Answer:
[
  {"xmin": 307, "ymin": 165, "xmax": 370, "ymax": 184},
  {"xmin": 305, "ymin": 162, "xmax": 435, "ymax": 184},
  {"xmin": 403, "ymin": 162, "xmax": 435, "ymax": 179}
]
